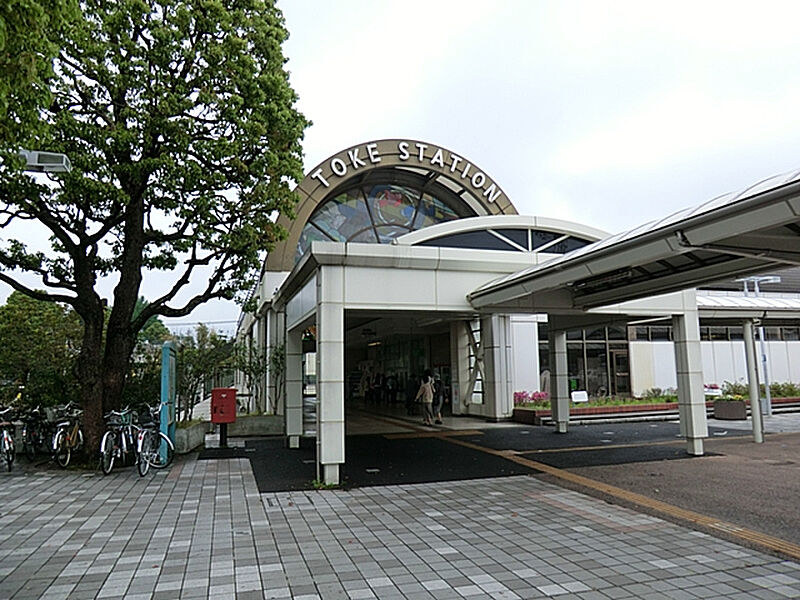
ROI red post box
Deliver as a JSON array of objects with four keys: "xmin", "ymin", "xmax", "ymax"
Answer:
[{"xmin": 211, "ymin": 388, "xmax": 236, "ymax": 424}]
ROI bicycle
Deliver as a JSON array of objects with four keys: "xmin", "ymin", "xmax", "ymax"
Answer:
[
  {"xmin": 21, "ymin": 405, "xmax": 52, "ymax": 462},
  {"xmin": 52, "ymin": 402, "xmax": 84, "ymax": 468},
  {"xmin": 0, "ymin": 406, "xmax": 16, "ymax": 471},
  {"xmin": 136, "ymin": 403, "xmax": 175, "ymax": 476},
  {"xmin": 99, "ymin": 407, "xmax": 139, "ymax": 475}
]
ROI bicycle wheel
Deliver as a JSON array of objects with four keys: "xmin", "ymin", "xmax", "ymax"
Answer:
[
  {"xmin": 137, "ymin": 430, "xmax": 154, "ymax": 477},
  {"xmin": 3, "ymin": 433, "xmax": 13, "ymax": 471},
  {"xmin": 149, "ymin": 432, "xmax": 174, "ymax": 469},
  {"xmin": 23, "ymin": 426, "xmax": 36, "ymax": 462},
  {"xmin": 53, "ymin": 428, "xmax": 70, "ymax": 468},
  {"xmin": 100, "ymin": 431, "xmax": 115, "ymax": 475}
]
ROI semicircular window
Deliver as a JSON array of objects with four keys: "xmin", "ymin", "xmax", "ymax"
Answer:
[{"xmin": 296, "ymin": 174, "xmax": 471, "ymax": 262}]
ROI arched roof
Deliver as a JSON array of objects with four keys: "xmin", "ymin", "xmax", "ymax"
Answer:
[
  {"xmin": 266, "ymin": 139, "xmax": 517, "ymax": 271},
  {"xmin": 395, "ymin": 215, "xmax": 608, "ymax": 251}
]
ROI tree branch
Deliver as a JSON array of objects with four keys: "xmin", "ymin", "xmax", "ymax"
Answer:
[{"xmin": 0, "ymin": 272, "xmax": 76, "ymax": 305}]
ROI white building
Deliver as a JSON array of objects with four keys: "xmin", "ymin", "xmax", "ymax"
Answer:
[{"xmin": 237, "ymin": 139, "xmax": 800, "ymax": 484}]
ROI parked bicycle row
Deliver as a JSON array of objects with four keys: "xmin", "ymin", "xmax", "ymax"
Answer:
[{"xmin": 0, "ymin": 401, "xmax": 174, "ymax": 476}]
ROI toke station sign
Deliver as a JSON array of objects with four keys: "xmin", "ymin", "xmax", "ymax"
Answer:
[{"xmin": 307, "ymin": 139, "xmax": 505, "ymax": 205}]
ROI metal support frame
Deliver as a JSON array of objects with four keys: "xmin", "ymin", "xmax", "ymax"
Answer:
[{"xmin": 463, "ymin": 321, "xmax": 485, "ymax": 407}]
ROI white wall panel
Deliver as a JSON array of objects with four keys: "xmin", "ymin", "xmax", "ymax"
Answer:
[{"xmin": 511, "ymin": 317, "xmax": 539, "ymax": 393}]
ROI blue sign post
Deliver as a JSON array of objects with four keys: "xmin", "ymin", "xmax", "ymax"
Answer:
[{"xmin": 161, "ymin": 341, "xmax": 177, "ymax": 453}]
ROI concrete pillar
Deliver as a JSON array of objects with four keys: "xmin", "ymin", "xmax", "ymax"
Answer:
[
  {"xmin": 482, "ymin": 315, "xmax": 512, "ymax": 420},
  {"xmin": 743, "ymin": 319, "xmax": 765, "ymax": 443},
  {"xmin": 672, "ymin": 303, "xmax": 707, "ymax": 455},
  {"xmin": 268, "ymin": 308, "xmax": 283, "ymax": 416},
  {"xmin": 550, "ymin": 329, "xmax": 569, "ymax": 433},
  {"xmin": 285, "ymin": 324, "xmax": 303, "ymax": 449},
  {"xmin": 450, "ymin": 321, "xmax": 468, "ymax": 416},
  {"xmin": 254, "ymin": 316, "xmax": 266, "ymax": 413},
  {"xmin": 317, "ymin": 266, "xmax": 345, "ymax": 485}
]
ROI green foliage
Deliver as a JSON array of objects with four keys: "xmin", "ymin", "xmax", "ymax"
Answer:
[
  {"xmin": 177, "ymin": 324, "xmax": 233, "ymax": 420},
  {"xmin": 0, "ymin": 291, "xmax": 81, "ymax": 406},
  {"xmin": 515, "ymin": 394, "xmax": 679, "ymax": 410},
  {"xmin": 1, "ymin": 0, "xmax": 308, "ymax": 315},
  {"xmin": 721, "ymin": 380, "xmax": 749, "ymax": 397},
  {"xmin": 232, "ymin": 341, "xmax": 268, "ymax": 412},
  {"xmin": 0, "ymin": 0, "xmax": 79, "ymax": 146},
  {"xmin": 770, "ymin": 382, "xmax": 800, "ymax": 398},
  {"xmin": 311, "ymin": 479, "xmax": 339, "ymax": 490}
]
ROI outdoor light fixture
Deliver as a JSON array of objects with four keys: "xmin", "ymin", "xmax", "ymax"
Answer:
[
  {"xmin": 18, "ymin": 149, "xmax": 71, "ymax": 173},
  {"xmin": 737, "ymin": 275, "xmax": 782, "ymax": 417}
]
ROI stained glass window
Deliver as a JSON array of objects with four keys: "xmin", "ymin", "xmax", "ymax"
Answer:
[{"xmin": 296, "ymin": 179, "xmax": 464, "ymax": 261}]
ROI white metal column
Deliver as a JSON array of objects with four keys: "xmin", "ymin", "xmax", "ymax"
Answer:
[
  {"xmin": 550, "ymin": 329, "xmax": 569, "ymax": 433},
  {"xmin": 672, "ymin": 300, "xmax": 707, "ymax": 455},
  {"xmin": 743, "ymin": 319, "xmax": 765, "ymax": 443},
  {"xmin": 317, "ymin": 266, "xmax": 345, "ymax": 485}
]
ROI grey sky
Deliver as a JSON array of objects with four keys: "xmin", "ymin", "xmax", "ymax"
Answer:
[
  {"xmin": 281, "ymin": 0, "xmax": 800, "ymax": 233},
  {"xmin": 8, "ymin": 0, "xmax": 800, "ymax": 334}
]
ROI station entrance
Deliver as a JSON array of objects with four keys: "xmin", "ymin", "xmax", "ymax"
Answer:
[{"xmin": 301, "ymin": 311, "xmax": 455, "ymax": 438}]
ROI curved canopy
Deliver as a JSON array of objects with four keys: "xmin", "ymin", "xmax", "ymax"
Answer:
[{"xmin": 266, "ymin": 139, "xmax": 517, "ymax": 271}]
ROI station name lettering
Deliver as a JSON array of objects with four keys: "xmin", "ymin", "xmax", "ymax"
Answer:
[{"xmin": 310, "ymin": 141, "xmax": 503, "ymax": 203}]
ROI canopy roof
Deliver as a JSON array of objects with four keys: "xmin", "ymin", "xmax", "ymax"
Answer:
[{"xmin": 469, "ymin": 167, "xmax": 800, "ymax": 311}]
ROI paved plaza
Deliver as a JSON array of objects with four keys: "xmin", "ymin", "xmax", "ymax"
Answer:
[{"xmin": 1, "ymin": 452, "xmax": 800, "ymax": 599}]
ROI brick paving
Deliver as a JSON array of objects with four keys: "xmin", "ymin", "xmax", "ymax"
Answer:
[{"xmin": 1, "ymin": 455, "xmax": 799, "ymax": 599}]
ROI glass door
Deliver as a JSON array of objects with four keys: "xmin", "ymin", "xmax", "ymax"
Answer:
[{"xmin": 610, "ymin": 350, "xmax": 630, "ymax": 396}]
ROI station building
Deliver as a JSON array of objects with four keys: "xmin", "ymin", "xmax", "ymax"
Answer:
[{"xmin": 236, "ymin": 139, "xmax": 800, "ymax": 484}]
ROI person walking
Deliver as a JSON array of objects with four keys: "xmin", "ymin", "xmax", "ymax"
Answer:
[
  {"xmin": 432, "ymin": 372, "xmax": 445, "ymax": 424},
  {"xmin": 416, "ymin": 369, "xmax": 435, "ymax": 426}
]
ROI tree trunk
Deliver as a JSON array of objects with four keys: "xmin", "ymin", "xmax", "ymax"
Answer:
[{"xmin": 76, "ymin": 309, "xmax": 105, "ymax": 463}]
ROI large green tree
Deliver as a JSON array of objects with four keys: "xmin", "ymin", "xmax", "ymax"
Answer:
[{"xmin": 0, "ymin": 1, "xmax": 308, "ymax": 453}]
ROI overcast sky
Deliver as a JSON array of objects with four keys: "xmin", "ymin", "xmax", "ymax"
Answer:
[{"xmin": 10, "ymin": 1, "xmax": 800, "ymax": 336}]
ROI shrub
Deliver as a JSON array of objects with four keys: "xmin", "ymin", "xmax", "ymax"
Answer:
[{"xmin": 721, "ymin": 380, "xmax": 748, "ymax": 397}]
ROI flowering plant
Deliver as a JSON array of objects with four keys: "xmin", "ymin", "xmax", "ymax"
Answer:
[{"xmin": 513, "ymin": 390, "xmax": 549, "ymax": 405}]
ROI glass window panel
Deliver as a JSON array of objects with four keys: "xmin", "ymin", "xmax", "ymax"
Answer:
[
  {"xmin": 419, "ymin": 230, "xmax": 517, "ymax": 251},
  {"xmin": 709, "ymin": 326, "xmax": 728, "ymax": 341},
  {"xmin": 375, "ymin": 224, "xmax": 414, "ymax": 244},
  {"xmin": 538, "ymin": 344, "xmax": 549, "ymax": 372},
  {"xmin": 547, "ymin": 236, "xmax": 591, "ymax": 254},
  {"xmin": 366, "ymin": 184, "xmax": 419, "ymax": 227},
  {"xmin": 764, "ymin": 327, "xmax": 781, "ymax": 341},
  {"xmin": 586, "ymin": 327, "xmax": 605, "ymax": 340},
  {"xmin": 607, "ymin": 326, "xmax": 626, "ymax": 340},
  {"xmin": 567, "ymin": 346, "xmax": 584, "ymax": 392},
  {"xmin": 538, "ymin": 322, "xmax": 549, "ymax": 341},
  {"xmin": 633, "ymin": 326, "xmax": 649, "ymax": 341},
  {"xmin": 412, "ymin": 192, "xmax": 460, "ymax": 229},
  {"xmin": 567, "ymin": 330, "xmax": 582, "ymax": 340},
  {"xmin": 728, "ymin": 326, "xmax": 743, "ymax": 340},
  {"xmin": 700, "ymin": 327, "xmax": 710, "ymax": 341},
  {"xmin": 783, "ymin": 327, "xmax": 799, "ymax": 341},
  {"xmin": 650, "ymin": 326, "xmax": 671, "ymax": 341},
  {"xmin": 309, "ymin": 189, "xmax": 375, "ymax": 242},
  {"xmin": 494, "ymin": 228, "xmax": 529, "ymax": 249},
  {"xmin": 531, "ymin": 230, "xmax": 560, "ymax": 250},
  {"xmin": 585, "ymin": 343, "xmax": 609, "ymax": 397},
  {"xmin": 296, "ymin": 224, "xmax": 335, "ymax": 262}
]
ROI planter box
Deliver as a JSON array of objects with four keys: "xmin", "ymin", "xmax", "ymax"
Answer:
[
  {"xmin": 713, "ymin": 400, "xmax": 747, "ymax": 420},
  {"xmin": 175, "ymin": 421, "xmax": 212, "ymax": 454},
  {"xmin": 227, "ymin": 414, "xmax": 283, "ymax": 437}
]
